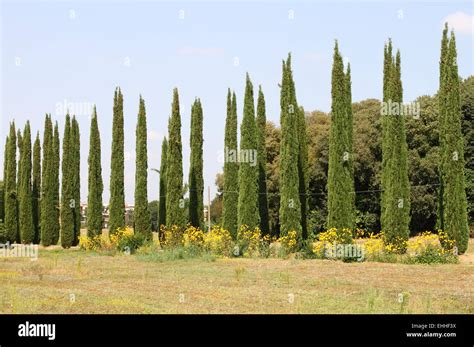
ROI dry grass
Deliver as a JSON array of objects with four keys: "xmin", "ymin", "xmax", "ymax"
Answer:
[{"xmin": 0, "ymin": 239, "xmax": 473, "ymax": 314}]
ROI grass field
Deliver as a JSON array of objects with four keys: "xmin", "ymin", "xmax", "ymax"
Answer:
[{"xmin": 1, "ymin": 239, "xmax": 473, "ymax": 314}]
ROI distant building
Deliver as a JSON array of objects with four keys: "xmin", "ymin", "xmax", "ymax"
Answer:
[{"xmin": 80, "ymin": 203, "xmax": 135, "ymax": 230}]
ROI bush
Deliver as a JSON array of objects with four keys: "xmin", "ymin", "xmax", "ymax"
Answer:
[
  {"xmin": 0, "ymin": 221, "xmax": 6, "ymax": 243},
  {"xmin": 79, "ymin": 227, "xmax": 146, "ymax": 254}
]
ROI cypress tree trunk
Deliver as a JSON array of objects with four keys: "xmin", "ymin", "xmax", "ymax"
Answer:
[
  {"xmin": 19, "ymin": 121, "xmax": 34, "ymax": 243},
  {"xmin": 87, "ymin": 106, "xmax": 103, "ymax": 237},
  {"xmin": 32, "ymin": 132, "xmax": 41, "ymax": 244},
  {"xmin": 5, "ymin": 122, "xmax": 18, "ymax": 243},
  {"xmin": 166, "ymin": 88, "xmax": 185, "ymax": 228},
  {"xmin": 189, "ymin": 99, "xmax": 204, "ymax": 229},
  {"xmin": 109, "ymin": 88, "xmax": 125, "ymax": 233},
  {"xmin": 279, "ymin": 55, "xmax": 301, "ymax": 237},
  {"xmin": 158, "ymin": 137, "xmax": 168, "ymax": 230},
  {"xmin": 222, "ymin": 90, "xmax": 239, "ymax": 238},
  {"xmin": 61, "ymin": 115, "xmax": 74, "ymax": 248},
  {"xmin": 439, "ymin": 29, "xmax": 469, "ymax": 253},
  {"xmin": 41, "ymin": 115, "xmax": 55, "ymax": 246},
  {"xmin": 52, "ymin": 122, "xmax": 60, "ymax": 245},
  {"xmin": 381, "ymin": 41, "xmax": 410, "ymax": 250},
  {"xmin": 327, "ymin": 43, "xmax": 355, "ymax": 232},
  {"xmin": 134, "ymin": 96, "xmax": 151, "ymax": 238},
  {"xmin": 256, "ymin": 86, "xmax": 270, "ymax": 235},
  {"xmin": 71, "ymin": 117, "xmax": 81, "ymax": 245},
  {"xmin": 237, "ymin": 73, "xmax": 260, "ymax": 231}
]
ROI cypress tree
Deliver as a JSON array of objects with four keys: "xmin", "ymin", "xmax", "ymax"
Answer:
[
  {"xmin": 134, "ymin": 96, "xmax": 151, "ymax": 238},
  {"xmin": 52, "ymin": 122, "xmax": 60, "ymax": 245},
  {"xmin": 158, "ymin": 137, "xmax": 168, "ymax": 229},
  {"xmin": 71, "ymin": 117, "xmax": 81, "ymax": 245},
  {"xmin": 32, "ymin": 132, "xmax": 41, "ymax": 244},
  {"xmin": 61, "ymin": 114, "xmax": 74, "ymax": 248},
  {"xmin": 256, "ymin": 86, "xmax": 270, "ymax": 235},
  {"xmin": 18, "ymin": 121, "xmax": 34, "ymax": 243},
  {"xmin": 189, "ymin": 98, "xmax": 204, "ymax": 229},
  {"xmin": 297, "ymin": 105, "xmax": 309, "ymax": 239},
  {"xmin": 327, "ymin": 42, "xmax": 355, "ymax": 232},
  {"xmin": 41, "ymin": 115, "xmax": 55, "ymax": 246},
  {"xmin": 237, "ymin": 73, "xmax": 260, "ymax": 231},
  {"xmin": 439, "ymin": 29, "xmax": 469, "ymax": 253},
  {"xmin": 437, "ymin": 24, "xmax": 449, "ymax": 231},
  {"xmin": 87, "ymin": 106, "xmax": 103, "ymax": 237},
  {"xmin": 279, "ymin": 56, "xmax": 301, "ymax": 237},
  {"xmin": 109, "ymin": 88, "xmax": 125, "ymax": 233},
  {"xmin": 222, "ymin": 90, "xmax": 239, "ymax": 238},
  {"xmin": 381, "ymin": 41, "xmax": 411, "ymax": 250},
  {"xmin": 5, "ymin": 122, "xmax": 18, "ymax": 243},
  {"xmin": 166, "ymin": 88, "xmax": 185, "ymax": 228}
]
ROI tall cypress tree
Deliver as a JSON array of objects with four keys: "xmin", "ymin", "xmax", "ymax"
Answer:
[
  {"xmin": 41, "ymin": 115, "xmax": 55, "ymax": 246},
  {"xmin": 237, "ymin": 73, "xmax": 260, "ymax": 231},
  {"xmin": 87, "ymin": 106, "xmax": 103, "ymax": 237},
  {"xmin": 439, "ymin": 29, "xmax": 469, "ymax": 253},
  {"xmin": 256, "ymin": 86, "xmax": 270, "ymax": 235},
  {"xmin": 222, "ymin": 89, "xmax": 239, "ymax": 238},
  {"xmin": 18, "ymin": 121, "xmax": 34, "ymax": 243},
  {"xmin": 5, "ymin": 122, "xmax": 18, "ymax": 243},
  {"xmin": 61, "ymin": 114, "xmax": 74, "ymax": 248},
  {"xmin": 297, "ymin": 105, "xmax": 309, "ymax": 239},
  {"xmin": 109, "ymin": 88, "xmax": 125, "ymax": 233},
  {"xmin": 166, "ymin": 88, "xmax": 185, "ymax": 228},
  {"xmin": 134, "ymin": 96, "xmax": 151, "ymax": 238},
  {"xmin": 189, "ymin": 98, "xmax": 204, "ymax": 229},
  {"xmin": 158, "ymin": 137, "xmax": 168, "ymax": 229},
  {"xmin": 279, "ymin": 56, "xmax": 301, "ymax": 237},
  {"xmin": 32, "ymin": 132, "xmax": 41, "ymax": 244},
  {"xmin": 326, "ymin": 43, "xmax": 355, "ymax": 232},
  {"xmin": 52, "ymin": 122, "xmax": 60, "ymax": 245},
  {"xmin": 381, "ymin": 41, "xmax": 410, "ymax": 250},
  {"xmin": 71, "ymin": 117, "xmax": 81, "ymax": 245}
]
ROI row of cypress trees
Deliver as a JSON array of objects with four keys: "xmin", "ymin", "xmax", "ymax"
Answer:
[{"xmin": 1, "ymin": 25, "xmax": 469, "ymax": 253}]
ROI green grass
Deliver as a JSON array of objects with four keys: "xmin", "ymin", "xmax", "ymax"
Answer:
[{"xmin": 0, "ymin": 239, "xmax": 473, "ymax": 314}]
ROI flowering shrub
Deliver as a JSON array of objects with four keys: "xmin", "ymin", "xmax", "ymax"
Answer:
[
  {"xmin": 161, "ymin": 225, "xmax": 184, "ymax": 248},
  {"xmin": 183, "ymin": 226, "xmax": 205, "ymax": 249},
  {"xmin": 79, "ymin": 227, "xmax": 145, "ymax": 254},
  {"xmin": 312, "ymin": 228, "xmax": 353, "ymax": 259},
  {"xmin": 203, "ymin": 226, "xmax": 233, "ymax": 257},
  {"xmin": 237, "ymin": 225, "xmax": 263, "ymax": 257},
  {"xmin": 277, "ymin": 230, "xmax": 298, "ymax": 254}
]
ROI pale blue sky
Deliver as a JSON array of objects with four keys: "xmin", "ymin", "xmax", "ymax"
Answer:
[{"xmin": 1, "ymin": 0, "xmax": 473, "ymax": 203}]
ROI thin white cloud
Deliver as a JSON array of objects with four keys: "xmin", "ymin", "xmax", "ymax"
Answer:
[{"xmin": 443, "ymin": 12, "xmax": 474, "ymax": 36}]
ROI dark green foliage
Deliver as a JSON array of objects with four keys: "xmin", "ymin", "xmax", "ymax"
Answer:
[
  {"xmin": 158, "ymin": 137, "xmax": 168, "ymax": 230},
  {"xmin": 237, "ymin": 74, "xmax": 260, "ymax": 231},
  {"xmin": 87, "ymin": 106, "xmax": 103, "ymax": 237},
  {"xmin": 109, "ymin": 87, "xmax": 125, "ymax": 233},
  {"xmin": 327, "ymin": 43, "xmax": 355, "ymax": 231},
  {"xmin": 461, "ymin": 76, "xmax": 474, "ymax": 227},
  {"xmin": 256, "ymin": 86, "xmax": 270, "ymax": 235},
  {"xmin": 297, "ymin": 106, "xmax": 309, "ymax": 239},
  {"xmin": 41, "ymin": 115, "xmax": 56, "ymax": 246},
  {"xmin": 166, "ymin": 88, "xmax": 185, "ymax": 228},
  {"xmin": 18, "ymin": 122, "xmax": 34, "ymax": 243},
  {"xmin": 52, "ymin": 122, "xmax": 60, "ymax": 245},
  {"xmin": 439, "ymin": 28, "xmax": 469, "ymax": 253},
  {"xmin": 279, "ymin": 54, "xmax": 301, "ymax": 237},
  {"xmin": 381, "ymin": 40, "xmax": 411, "ymax": 249},
  {"xmin": 5, "ymin": 122, "xmax": 18, "ymax": 243},
  {"xmin": 71, "ymin": 117, "xmax": 81, "ymax": 245},
  {"xmin": 32, "ymin": 132, "xmax": 41, "ymax": 244},
  {"xmin": 222, "ymin": 90, "xmax": 239, "ymax": 238},
  {"xmin": 61, "ymin": 114, "xmax": 74, "ymax": 248},
  {"xmin": 189, "ymin": 99, "xmax": 204, "ymax": 229},
  {"xmin": 134, "ymin": 96, "xmax": 151, "ymax": 238}
]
